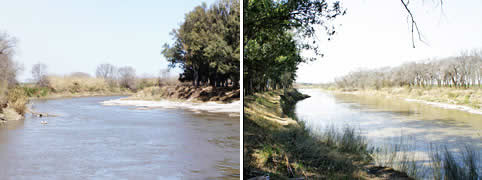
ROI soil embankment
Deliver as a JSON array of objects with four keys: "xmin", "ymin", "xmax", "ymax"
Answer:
[{"xmin": 127, "ymin": 85, "xmax": 240, "ymax": 103}]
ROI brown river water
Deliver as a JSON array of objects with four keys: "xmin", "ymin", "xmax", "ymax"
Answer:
[
  {"xmin": 0, "ymin": 96, "xmax": 239, "ymax": 179},
  {"xmin": 295, "ymin": 89, "xmax": 481, "ymax": 170}
]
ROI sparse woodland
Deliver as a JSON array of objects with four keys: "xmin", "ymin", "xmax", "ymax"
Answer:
[{"xmin": 335, "ymin": 51, "xmax": 482, "ymax": 89}]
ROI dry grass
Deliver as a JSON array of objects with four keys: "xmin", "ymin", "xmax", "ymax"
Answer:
[
  {"xmin": 326, "ymin": 87, "xmax": 482, "ymax": 110},
  {"xmin": 0, "ymin": 87, "xmax": 28, "ymax": 121},
  {"xmin": 6, "ymin": 87, "xmax": 28, "ymax": 115},
  {"xmin": 48, "ymin": 75, "xmax": 109, "ymax": 93}
]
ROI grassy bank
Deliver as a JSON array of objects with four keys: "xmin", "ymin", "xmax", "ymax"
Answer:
[
  {"xmin": 0, "ymin": 87, "xmax": 28, "ymax": 121},
  {"xmin": 244, "ymin": 89, "xmax": 411, "ymax": 179},
  {"xmin": 22, "ymin": 75, "xmax": 135, "ymax": 100},
  {"xmin": 322, "ymin": 86, "xmax": 482, "ymax": 111}
]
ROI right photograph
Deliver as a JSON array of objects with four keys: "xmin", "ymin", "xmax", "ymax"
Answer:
[{"xmin": 243, "ymin": 0, "xmax": 481, "ymax": 179}]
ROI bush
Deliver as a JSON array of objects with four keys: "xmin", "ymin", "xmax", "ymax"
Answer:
[
  {"xmin": 23, "ymin": 86, "xmax": 50, "ymax": 97},
  {"xmin": 6, "ymin": 87, "xmax": 28, "ymax": 115}
]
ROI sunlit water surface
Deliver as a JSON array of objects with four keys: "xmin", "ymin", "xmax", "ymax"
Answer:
[
  {"xmin": 0, "ymin": 96, "xmax": 239, "ymax": 179},
  {"xmin": 295, "ymin": 89, "xmax": 481, "ymax": 168}
]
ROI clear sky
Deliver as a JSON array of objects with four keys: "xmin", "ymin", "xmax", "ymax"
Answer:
[
  {"xmin": 296, "ymin": 0, "xmax": 482, "ymax": 83},
  {"xmin": 0, "ymin": 0, "xmax": 215, "ymax": 82}
]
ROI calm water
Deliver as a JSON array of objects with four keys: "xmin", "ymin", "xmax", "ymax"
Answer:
[
  {"xmin": 0, "ymin": 96, "xmax": 239, "ymax": 179},
  {"xmin": 295, "ymin": 89, "xmax": 481, "ymax": 166}
]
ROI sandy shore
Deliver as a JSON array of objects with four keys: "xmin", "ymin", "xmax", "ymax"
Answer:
[
  {"xmin": 404, "ymin": 98, "xmax": 482, "ymax": 115},
  {"xmin": 101, "ymin": 98, "xmax": 240, "ymax": 115}
]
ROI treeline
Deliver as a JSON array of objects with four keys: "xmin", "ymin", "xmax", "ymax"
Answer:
[
  {"xmin": 162, "ymin": 0, "xmax": 240, "ymax": 88},
  {"xmin": 335, "ymin": 50, "xmax": 482, "ymax": 89},
  {"xmin": 243, "ymin": 0, "xmax": 344, "ymax": 94},
  {"xmin": 29, "ymin": 62, "xmax": 171, "ymax": 92}
]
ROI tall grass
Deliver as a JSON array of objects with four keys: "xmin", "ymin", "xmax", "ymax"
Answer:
[
  {"xmin": 48, "ymin": 75, "xmax": 109, "ymax": 92},
  {"xmin": 372, "ymin": 136, "xmax": 427, "ymax": 179},
  {"xmin": 311, "ymin": 125, "xmax": 371, "ymax": 158},
  {"xmin": 372, "ymin": 136, "xmax": 480, "ymax": 180},
  {"xmin": 6, "ymin": 87, "xmax": 28, "ymax": 115},
  {"xmin": 430, "ymin": 144, "xmax": 480, "ymax": 180}
]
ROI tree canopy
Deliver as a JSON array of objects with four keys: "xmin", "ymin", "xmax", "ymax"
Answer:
[
  {"xmin": 243, "ymin": 0, "xmax": 345, "ymax": 94},
  {"xmin": 162, "ymin": 0, "xmax": 240, "ymax": 88}
]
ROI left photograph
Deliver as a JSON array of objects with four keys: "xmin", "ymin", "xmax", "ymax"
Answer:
[{"xmin": 0, "ymin": 0, "xmax": 240, "ymax": 179}]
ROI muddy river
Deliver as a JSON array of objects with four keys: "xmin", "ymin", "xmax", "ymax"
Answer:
[{"xmin": 0, "ymin": 96, "xmax": 239, "ymax": 179}]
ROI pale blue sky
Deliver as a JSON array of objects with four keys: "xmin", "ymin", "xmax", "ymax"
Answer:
[
  {"xmin": 0, "ymin": 0, "xmax": 215, "ymax": 81},
  {"xmin": 297, "ymin": 0, "xmax": 482, "ymax": 83}
]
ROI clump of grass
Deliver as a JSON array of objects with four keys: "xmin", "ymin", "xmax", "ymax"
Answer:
[
  {"xmin": 372, "ymin": 136, "xmax": 427, "ymax": 179},
  {"xmin": 447, "ymin": 92, "xmax": 458, "ymax": 99},
  {"xmin": 22, "ymin": 86, "xmax": 50, "ymax": 97},
  {"xmin": 314, "ymin": 125, "xmax": 370, "ymax": 156},
  {"xmin": 430, "ymin": 144, "xmax": 480, "ymax": 180},
  {"xmin": 6, "ymin": 87, "xmax": 28, "ymax": 115}
]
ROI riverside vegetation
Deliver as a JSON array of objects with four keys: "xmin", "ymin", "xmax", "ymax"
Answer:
[
  {"xmin": 1, "ymin": 0, "xmax": 240, "ymax": 121},
  {"xmin": 245, "ymin": 88, "xmax": 480, "ymax": 179},
  {"xmin": 244, "ymin": 88, "xmax": 413, "ymax": 179},
  {"xmin": 327, "ymin": 52, "xmax": 482, "ymax": 111}
]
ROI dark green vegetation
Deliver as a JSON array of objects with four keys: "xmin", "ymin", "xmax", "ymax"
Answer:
[
  {"xmin": 335, "ymin": 51, "xmax": 482, "ymax": 89},
  {"xmin": 243, "ymin": 0, "xmax": 345, "ymax": 94},
  {"xmin": 162, "ymin": 0, "xmax": 240, "ymax": 88},
  {"xmin": 244, "ymin": 89, "xmax": 392, "ymax": 179}
]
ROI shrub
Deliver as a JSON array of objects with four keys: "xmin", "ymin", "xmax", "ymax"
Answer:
[{"xmin": 6, "ymin": 87, "xmax": 28, "ymax": 115}]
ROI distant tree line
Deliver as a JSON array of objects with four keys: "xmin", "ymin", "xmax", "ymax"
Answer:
[
  {"xmin": 335, "ymin": 50, "xmax": 482, "ymax": 89},
  {"xmin": 162, "ymin": 0, "xmax": 240, "ymax": 88},
  {"xmin": 243, "ymin": 0, "xmax": 345, "ymax": 94}
]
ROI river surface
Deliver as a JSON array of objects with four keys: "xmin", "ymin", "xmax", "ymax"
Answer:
[
  {"xmin": 0, "ymin": 96, "xmax": 239, "ymax": 179},
  {"xmin": 295, "ymin": 89, "xmax": 481, "ymax": 167}
]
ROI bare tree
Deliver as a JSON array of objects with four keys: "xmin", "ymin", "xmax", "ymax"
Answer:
[
  {"xmin": 0, "ymin": 32, "xmax": 22, "ymax": 88},
  {"xmin": 96, "ymin": 63, "xmax": 117, "ymax": 87},
  {"xmin": 118, "ymin": 66, "xmax": 136, "ymax": 89},
  {"xmin": 96, "ymin": 64, "xmax": 116, "ymax": 79},
  {"xmin": 335, "ymin": 50, "xmax": 482, "ymax": 89},
  {"xmin": 31, "ymin": 63, "xmax": 49, "ymax": 87}
]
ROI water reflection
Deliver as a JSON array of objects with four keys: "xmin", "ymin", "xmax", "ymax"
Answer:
[{"xmin": 295, "ymin": 89, "xmax": 481, "ymax": 165}]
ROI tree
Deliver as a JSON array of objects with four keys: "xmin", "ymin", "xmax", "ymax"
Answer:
[
  {"xmin": 244, "ymin": 0, "xmax": 345, "ymax": 94},
  {"xmin": 162, "ymin": 0, "xmax": 240, "ymax": 88},
  {"xmin": 96, "ymin": 63, "xmax": 117, "ymax": 87},
  {"xmin": 0, "ymin": 32, "xmax": 22, "ymax": 107},
  {"xmin": 118, "ymin": 66, "xmax": 136, "ymax": 89},
  {"xmin": 0, "ymin": 32, "xmax": 22, "ymax": 88},
  {"xmin": 31, "ymin": 63, "xmax": 49, "ymax": 87},
  {"xmin": 334, "ymin": 51, "xmax": 482, "ymax": 89}
]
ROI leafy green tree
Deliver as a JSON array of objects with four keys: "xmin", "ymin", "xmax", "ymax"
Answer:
[
  {"xmin": 243, "ymin": 0, "xmax": 345, "ymax": 94},
  {"xmin": 162, "ymin": 0, "xmax": 240, "ymax": 88}
]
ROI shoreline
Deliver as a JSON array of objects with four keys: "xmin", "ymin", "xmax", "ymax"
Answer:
[
  {"xmin": 319, "ymin": 88, "xmax": 482, "ymax": 115},
  {"xmin": 101, "ymin": 98, "xmax": 240, "ymax": 115},
  {"xmin": 243, "ymin": 89, "xmax": 410, "ymax": 179},
  {"xmin": 28, "ymin": 92, "xmax": 133, "ymax": 101}
]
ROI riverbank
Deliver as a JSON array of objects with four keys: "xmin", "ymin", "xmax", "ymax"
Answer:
[
  {"xmin": 322, "ymin": 87, "xmax": 482, "ymax": 115},
  {"xmin": 244, "ymin": 89, "xmax": 411, "ymax": 179},
  {"xmin": 126, "ymin": 85, "xmax": 240, "ymax": 103}
]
